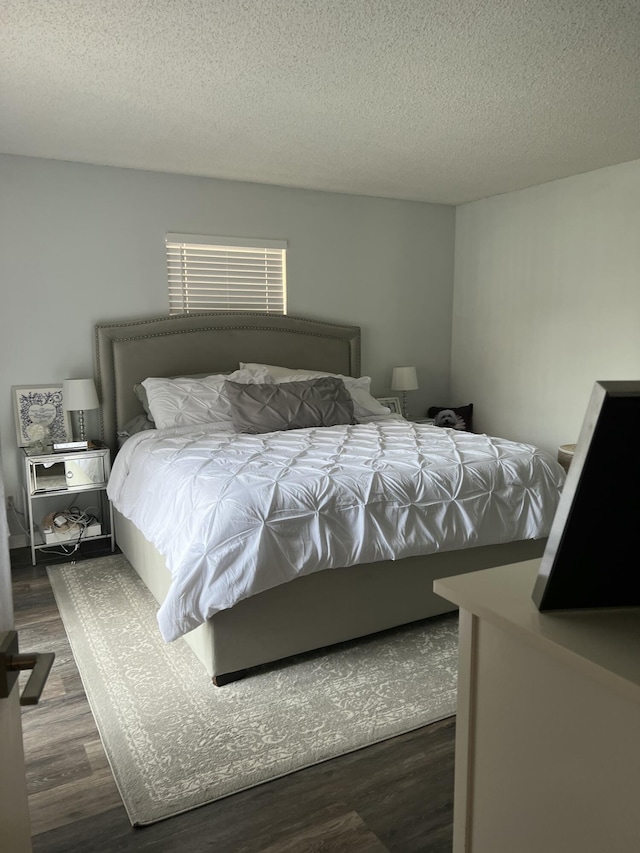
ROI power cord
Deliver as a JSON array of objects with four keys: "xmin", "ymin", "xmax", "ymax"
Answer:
[
  {"xmin": 7, "ymin": 500, "xmax": 30, "ymax": 536},
  {"xmin": 38, "ymin": 504, "xmax": 101, "ymax": 557}
]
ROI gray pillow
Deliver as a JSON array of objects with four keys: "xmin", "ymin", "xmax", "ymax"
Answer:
[
  {"xmin": 116, "ymin": 412, "xmax": 156, "ymax": 448},
  {"xmin": 133, "ymin": 383, "xmax": 155, "ymax": 421},
  {"xmin": 118, "ymin": 412, "xmax": 156, "ymax": 437},
  {"xmin": 225, "ymin": 377, "xmax": 356, "ymax": 434}
]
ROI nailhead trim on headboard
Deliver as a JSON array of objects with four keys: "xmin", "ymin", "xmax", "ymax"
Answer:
[{"xmin": 94, "ymin": 312, "xmax": 361, "ymax": 455}]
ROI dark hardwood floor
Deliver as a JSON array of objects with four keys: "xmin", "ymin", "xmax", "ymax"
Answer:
[{"xmin": 12, "ymin": 545, "xmax": 456, "ymax": 852}]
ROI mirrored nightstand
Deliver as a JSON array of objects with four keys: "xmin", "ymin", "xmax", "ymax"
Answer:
[{"xmin": 22, "ymin": 447, "xmax": 115, "ymax": 565}]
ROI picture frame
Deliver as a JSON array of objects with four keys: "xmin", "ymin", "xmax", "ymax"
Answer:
[
  {"xmin": 377, "ymin": 396, "xmax": 401, "ymax": 415},
  {"xmin": 12, "ymin": 384, "xmax": 72, "ymax": 447}
]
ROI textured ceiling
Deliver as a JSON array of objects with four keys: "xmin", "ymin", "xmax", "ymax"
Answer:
[{"xmin": 2, "ymin": 0, "xmax": 640, "ymax": 205}]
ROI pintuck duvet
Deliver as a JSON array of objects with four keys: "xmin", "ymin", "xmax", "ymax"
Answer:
[{"xmin": 107, "ymin": 418, "xmax": 565, "ymax": 642}]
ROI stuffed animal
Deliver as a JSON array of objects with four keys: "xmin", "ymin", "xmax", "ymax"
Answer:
[
  {"xmin": 433, "ymin": 408, "xmax": 466, "ymax": 430},
  {"xmin": 428, "ymin": 403, "xmax": 473, "ymax": 431}
]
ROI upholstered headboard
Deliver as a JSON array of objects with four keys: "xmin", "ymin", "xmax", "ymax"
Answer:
[{"xmin": 94, "ymin": 312, "xmax": 361, "ymax": 454}]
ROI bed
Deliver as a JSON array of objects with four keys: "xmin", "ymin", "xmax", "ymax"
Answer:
[{"xmin": 95, "ymin": 312, "xmax": 564, "ymax": 685}]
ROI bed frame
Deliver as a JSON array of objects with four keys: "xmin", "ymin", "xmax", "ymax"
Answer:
[{"xmin": 95, "ymin": 312, "xmax": 545, "ymax": 685}]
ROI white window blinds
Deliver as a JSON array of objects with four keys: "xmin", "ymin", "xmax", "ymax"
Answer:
[{"xmin": 166, "ymin": 234, "xmax": 287, "ymax": 315}]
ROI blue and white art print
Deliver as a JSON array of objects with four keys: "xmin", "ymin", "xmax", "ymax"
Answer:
[{"xmin": 12, "ymin": 385, "xmax": 72, "ymax": 447}]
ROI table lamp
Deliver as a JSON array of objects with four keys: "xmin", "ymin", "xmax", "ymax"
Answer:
[
  {"xmin": 63, "ymin": 378, "xmax": 99, "ymax": 441},
  {"xmin": 391, "ymin": 366, "xmax": 418, "ymax": 418}
]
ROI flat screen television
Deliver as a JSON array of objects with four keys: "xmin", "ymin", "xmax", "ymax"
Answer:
[{"xmin": 532, "ymin": 380, "xmax": 640, "ymax": 611}]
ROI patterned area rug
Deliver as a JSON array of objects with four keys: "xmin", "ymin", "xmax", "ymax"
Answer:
[{"xmin": 48, "ymin": 555, "xmax": 458, "ymax": 826}]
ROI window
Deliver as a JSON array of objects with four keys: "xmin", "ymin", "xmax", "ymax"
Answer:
[{"xmin": 166, "ymin": 234, "xmax": 287, "ymax": 315}]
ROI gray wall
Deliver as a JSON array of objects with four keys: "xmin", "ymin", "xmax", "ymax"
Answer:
[
  {"xmin": 452, "ymin": 158, "xmax": 640, "ymax": 456},
  {"xmin": 0, "ymin": 154, "xmax": 455, "ymax": 507}
]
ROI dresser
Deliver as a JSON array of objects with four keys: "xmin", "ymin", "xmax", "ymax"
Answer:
[{"xmin": 435, "ymin": 561, "xmax": 640, "ymax": 853}]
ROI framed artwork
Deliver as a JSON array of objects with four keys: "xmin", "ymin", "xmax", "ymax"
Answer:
[
  {"xmin": 12, "ymin": 385, "xmax": 72, "ymax": 447},
  {"xmin": 377, "ymin": 396, "xmax": 401, "ymax": 415}
]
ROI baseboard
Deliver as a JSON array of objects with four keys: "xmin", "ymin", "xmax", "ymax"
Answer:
[{"xmin": 9, "ymin": 534, "xmax": 28, "ymax": 549}]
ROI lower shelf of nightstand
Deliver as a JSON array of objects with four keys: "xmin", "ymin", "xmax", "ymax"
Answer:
[{"xmin": 32, "ymin": 530, "xmax": 113, "ymax": 549}]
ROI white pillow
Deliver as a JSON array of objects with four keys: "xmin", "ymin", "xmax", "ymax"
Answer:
[
  {"xmin": 142, "ymin": 369, "xmax": 265, "ymax": 429},
  {"xmin": 239, "ymin": 362, "xmax": 390, "ymax": 419}
]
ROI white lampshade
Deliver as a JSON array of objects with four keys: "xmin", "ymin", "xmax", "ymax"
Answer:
[
  {"xmin": 391, "ymin": 366, "xmax": 418, "ymax": 391},
  {"xmin": 63, "ymin": 378, "xmax": 99, "ymax": 412}
]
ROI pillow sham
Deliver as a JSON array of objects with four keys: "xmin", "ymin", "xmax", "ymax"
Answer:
[
  {"xmin": 142, "ymin": 369, "xmax": 260, "ymax": 430},
  {"xmin": 225, "ymin": 376, "xmax": 356, "ymax": 434},
  {"xmin": 238, "ymin": 362, "xmax": 390, "ymax": 419},
  {"xmin": 134, "ymin": 372, "xmax": 221, "ymax": 422}
]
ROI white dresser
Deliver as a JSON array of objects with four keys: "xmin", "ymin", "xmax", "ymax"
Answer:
[{"xmin": 435, "ymin": 560, "xmax": 640, "ymax": 853}]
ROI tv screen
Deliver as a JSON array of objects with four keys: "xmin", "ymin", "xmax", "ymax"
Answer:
[{"xmin": 532, "ymin": 380, "xmax": 640, "ymax": 611}]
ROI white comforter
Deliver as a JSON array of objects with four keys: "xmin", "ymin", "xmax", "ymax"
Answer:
[{"xmin": 108, "ymin": 419, "xmax": 565, "ymax": 641}]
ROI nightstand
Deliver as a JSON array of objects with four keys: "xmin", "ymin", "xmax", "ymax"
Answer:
[{"xmin": 23, "ymin": 446, "xmax": 115, "ymax": 565}]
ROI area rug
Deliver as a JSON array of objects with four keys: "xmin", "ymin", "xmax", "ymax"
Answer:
[{"xmin": 47, "ymin": 554, "xmax": 458, "ymax": 826}]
